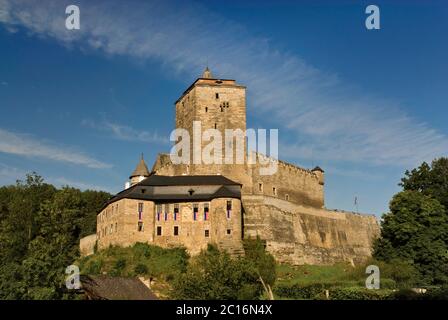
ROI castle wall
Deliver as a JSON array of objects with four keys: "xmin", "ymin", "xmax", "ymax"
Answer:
[
  {"xmin": 80, "ymin": 234, "xmax": 97, "ymax": 257},
  {"xmin": 153, "ymin": 198, "xmax": 242, "ymax": 255},
  {"xmin": 242, "ymin": 195, "xmax": 379, "ymax": 265},
  {"xmin": 96, "ymin": 197, "xmax": 242, "ymax": 256},
  {"xmin": 97, "ymin": 198, "xmax": 155, "ymax": 250},
  {"xmin": 248, "ymin": 159, "xmax": 324, "ymax": 208}
]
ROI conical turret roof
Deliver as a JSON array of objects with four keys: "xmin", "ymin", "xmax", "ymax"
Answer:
[{"xmin": 130, "ymin": 154, "xmax": 150, "ymax": 178}]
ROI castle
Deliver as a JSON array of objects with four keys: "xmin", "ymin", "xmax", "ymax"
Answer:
[{"xmin": 80, "ymin": 68, "xmax": 380, "ymax": 265}]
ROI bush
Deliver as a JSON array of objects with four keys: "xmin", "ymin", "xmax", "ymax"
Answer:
[
  {"xmin": 134, "ymin": 263, "xmax": 149, "ymax": 275},
  {"xmin": 172, "ymin": 245, "xmax": 264, "ymax": 300},
  {"xmin": 274, "ymin": 282, "xmax": 330, "ymax": 299},
  {"xmin": 243, "ymin": 238, "xmax": 277, "ymax": 287},
  {"xmin": 84, "ymin": 259, "xmax": 103, "ymax": 275},
  {"xmin": 114, "ymin": 258, "xmax": 126, "ymax": 271},
  {"xmin": 329, "ymin": 287, "xmax": 393, "ymax": 300},
  {"xmin": 350, "ymin": 258, "xmax": 419, "ymax": 288},
  {"xmin": 109, "ymin": 258, "xmax": 126, "ymax": 276}
]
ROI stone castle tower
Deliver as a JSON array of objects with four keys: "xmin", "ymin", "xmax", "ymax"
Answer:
[{"xmin": 171, "ymin": 67, "xmax": 251, "ymax": 191}]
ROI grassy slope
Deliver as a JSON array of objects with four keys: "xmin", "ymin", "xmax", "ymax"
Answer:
[{"xmin": 76, "ymin": 243, "xmax": 189, "ymax": 299}]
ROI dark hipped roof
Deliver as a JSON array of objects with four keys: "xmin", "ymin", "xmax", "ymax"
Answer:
[
  {"xmin": 138, "ymin": 174, "xmax": 241, "ymax": 186},
  {"xmin": 80, "ymin": 275, "xmax": 158, "ymax": 300},
  {"xmin": 100, "ymin": 175, "xmax": 241, "ymax": 211}
]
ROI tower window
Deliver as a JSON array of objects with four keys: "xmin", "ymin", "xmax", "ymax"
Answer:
[
  {"xmin": 174, "ymin": 226, "xmax": 179, "ymax": 236},
  {"xmin": 138, "ymin": 202, "xmax": 143, "ymax": 220},
  {"xmin": 138, "ymin": 221, "xmax": 143, "ymax": 232},
  {"xmin": 273, "ymin": 187, "xmax": 277, "ymax": 196},
  {"xmin": 205, "ymin": 229, "xmax": 210, "ymax": 237},
  {"xmin": 205, "ymin": 107, "xmax": 208, "ymax": 113},
  {"xmin": 226, "ymin": 200, "xmax": 232, "ymax": 219},
  {"xmin": 174, "ymin": 204, "xmax": 179, "ymax": 221},
  {"xmin": 285, "ymin": 194, "xmax": 290, "ymax": 201},
  {"xmin": 156, "ymin": 204, "xmax": 162, "ymax": 221},
  {"xmin": 204, "ymin": 203, "xmax": 209, "ymax": 221},
  {"xmin": 157, "ymin": 226, "xmax": 162, "ymax": 236},
  {"xmin": 215, "ymin": 93, "xmax": 219, "ymax": 99},
  {"xmin": 164, "ymin": 204, "xmax": 169, "ymax": 221},
  {"xmin": 214, "ymin": 123, "xmax": 217, "ymax": 129},
  {"xmin": 193, "ymin": 203, "xmax": 199, "ymax": 221},
  {"xmin": 227, "ymin": 229, "xmax": 231, "ymax": 235},
  {"xmin": 258, "ymin": 183, "xmax": 263, "ymax": 192}
]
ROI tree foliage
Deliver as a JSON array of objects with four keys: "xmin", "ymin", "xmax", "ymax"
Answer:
[
  {"xmin": 400, "ymin": 158, "xmax": 448, "ymax": 208},
  {"xmin": 173, "ymin": 244, "xmax": 274, "ymax": 300},
  {"xmin": 374, "ymin": 157, "xmax": 448, "ymax": 285},
  {"xmin": 0, "ymin": 173, "xmax": 110, "ymax": 299}
]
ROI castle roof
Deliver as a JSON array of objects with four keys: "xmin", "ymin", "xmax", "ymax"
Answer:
[
  {"xmin": 311, "ymin": 166, "xmax": 325, "ymax": 173},
  {"xmin": 130, "ymin": 154, "xmax": 150, "ymax": 178},
  {"xmin": 138, "ymin": 174, "xmax": 241, "ymax": 186},
  {"xmin": 80, "ymin": 275, "xmax": 158, "ymax": 300},
  {"xmin": 101, "ymin": 174, "xmax": 241, "ymax": 211}
]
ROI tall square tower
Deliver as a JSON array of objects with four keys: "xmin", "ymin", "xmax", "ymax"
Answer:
[{"xmin": 174, "ymin": 68, "xmax": 250, "ymax": 187}]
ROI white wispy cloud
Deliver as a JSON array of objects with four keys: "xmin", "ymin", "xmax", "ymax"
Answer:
[
  {"xmin": 1, "ymin": 0, "xmax": 446, "ymax": 167},
  {"xmin": 0, "ymin": 128, "xmax": 112, "ymax": 169},
  {"xmin": 81, "ymin": 119, "xmax": 169, "ymax": 144}
]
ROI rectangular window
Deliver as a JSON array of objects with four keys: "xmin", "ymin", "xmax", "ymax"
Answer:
[
  {"xmin": 138, "ymin": 221, "xmax": 143, "ymax": 232},
  {"xmin": 258, "ymin": 183, "xmax": 263, "ymax": 192},
  {"xmin": 215, "ymin": 93, "xmax": 219, "ymax": 99},
  {"xmin": 138, "ymin": 202, "xmax": 143, "ymax": 220},
  {"xmin": 193, "ymin": 203, "xmax": 199, "ymax": 221},
  {"xmin": 156, "ymin": 204, "xmax": 162, "ymax": 221},
  {"xmin": 204, "ymin": 203, "xmax": 209, "ymax": 221},
  {"xmin": 156, "ymin": 226, "xmax": 162, "ymax": 236},
  {"xmin": 164, "ymin": 204, "xmax": 169, "ymax": 221},
  {"xmin": 273, "ymin": 187, "xmax": 277, "ymax": 196},
  {"xmin": 226, "ymin": 200, "xmax": 232, "ymax": 219},
  {"xmin": 174, "ymin": 204, "xmax": 179, "ymax": 221},
  {"xmin": 205, "ymin": 229, "xmax": 210, "ymax": 237},
  {"xmin": 174, "ymin": 226, "xmax": 179, "ymax": 236},
  {"xmin": 227, "ymin": 229, "xmax": 231, "ymax": 235}
]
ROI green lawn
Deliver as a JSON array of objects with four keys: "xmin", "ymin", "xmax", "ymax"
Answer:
[{"xmin": 276, "ymin": 263, "xmax": 360, "ymax": 286}]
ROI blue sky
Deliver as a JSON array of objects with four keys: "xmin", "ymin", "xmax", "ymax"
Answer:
[{"xmin": 0, "ymin": 0, "xmax": 447, "ymax": 217}]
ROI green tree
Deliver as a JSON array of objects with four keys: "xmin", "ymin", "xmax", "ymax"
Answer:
[
  {"xmin": 0, "ymin": 173, "xmax": 111, "ymax": 299},
  {"xmin": 21, "ymin": 188, "xmax": 86, "ymax": 299},
  {"xmin": 173, "ymin": 245, "xmax": 264, "ymax": 300},
  {"xmin": 374, "ymin": 190, "xmax": 448, "ymax": 285},
  {"xmin": 400, "ymin": 157, "xmax": 448, "ymax": 208},
  {"xmin": 243, "ymin": 237, "xmax": 276, "ymax": 297}
]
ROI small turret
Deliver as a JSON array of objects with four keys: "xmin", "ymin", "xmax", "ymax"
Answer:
[
  {"xmin": 129, "ymin": 154, "xmax": 150, "ymax": 186},
  {"xmin": 201, "ymin": 66, "xmax": 213, "ymax": 79},
  {"xmin": 311, "ymin": 166, "xmax": 325, "ymax": 185}
]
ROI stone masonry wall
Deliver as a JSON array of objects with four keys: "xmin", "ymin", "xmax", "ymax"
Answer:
[
  {"xmin": 242, "ymin": 195, "xmax": 379, "ymax": 265},
  {"xmin": 96, "ymin": 196, "xmax": 242, "ymax": 256},
  {"xmin": 248, "ymin": 159, "xmax": 324, "ymax": 208}
]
